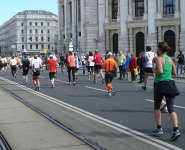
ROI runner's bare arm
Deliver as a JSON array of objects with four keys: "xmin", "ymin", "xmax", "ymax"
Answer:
[{"xmin": 155, "ymin": 57, "xmax": 163, "ymax": 74}]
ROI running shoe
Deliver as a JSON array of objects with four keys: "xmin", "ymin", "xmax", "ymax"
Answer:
[
  {"xmin": 111, "ymin": 88, "xmax": 115, "ymax": 96},
  {"xmin": 97, "ymin": 75, "xmax": 99, "ymax": 77},
  {"xmin": 142, "ymin": 86, "xmax": 146, "ymax": 91},
  {"xmin": 23, "ymin": 81, "xmax": 25, "ymax": 83},
  {"xmin": 68, "ymin": 82, "xmax": 71, "ymax": 85},
  {"xmin": 73, "ymin": 82, "xmax": 76, "ymax": 86},
  {"xmin": 52, "ymin": 84, "xmax": 54, "ymax": 88},
  {"xmin": 171, "ymin": 130, "xmax": 181, "ymax": 141},
  {"xmin": 94, "ymin": 81, "xmax": 97, "ymax": 84},
  {"xmin": 35, "ymin": 85, "xmax": 38, "ymax": 91},
  {"xmin": 138, "ymin": 81, "xmax": 142, "ymax": 83},
  {"xmin": 102, "ymin": 79, "xmax": 105, "ymax": 84},
  {"xmin": 106, "ymin": 93, "xmax": 111, "ymax": 97},
  {"xmin": 152, "ymin": 127, "xmax": 163, "ymax": 135},
  {"xmin": 38, "ymin": 88, "xmax": 41, "ymax": 91}
]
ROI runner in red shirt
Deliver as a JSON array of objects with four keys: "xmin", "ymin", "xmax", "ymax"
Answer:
[
  {"xmin": 46, "ymin": 55, "xmax": 59, "ymax": 88},
  {"xmin": 93, "ymin": 49, "xmax": 105, "ymax": 84}
]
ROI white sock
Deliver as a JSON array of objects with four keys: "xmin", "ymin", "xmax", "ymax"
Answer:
[{"xmin": 26, "ymin": 77, "xmax": 28, "ymax": 82}]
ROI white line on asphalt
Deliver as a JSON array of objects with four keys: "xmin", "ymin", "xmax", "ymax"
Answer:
[
  {"xmin": 134, "ymin": 84, "xmax": 153, "ymax": 88},
  {"xmin": 40, "ymin": 76, "xmax": 45, "ymax": 78},
  {"xmin": 145, "ymin": 99, "xmax": 185, "ymax": 109},
  {"xmin": 1, "ymin": 77, "xmax": 183, "ymax": 150},
  {"xmin": 85, "ymin": 86, "xmax": 107, "ymax": 92}
]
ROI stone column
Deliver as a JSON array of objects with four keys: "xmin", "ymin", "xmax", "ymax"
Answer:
[
  {"xmin": 80, "ymin": 0, "xmax": 85, "ymax": 53},
  {"xmin": 105, "ymin": 0, "xmax": 109, "ymax": 23},
  {"xmin": 175, "ymin": 0, "xmax": 180, "ymax": 18},
  {"xmin": 119, "ymin": 0, "xmax": 128, "ymax": 53},
  {"xmin": 129, "ymin": 28, "xmax": 133, "ymax": 53},
  {"xmin": 117, "ymin": 0, "xmax": 120, "ymax": 22},
  {"xmin": 143, "ymin": 0, "xmax": 148, "ymax": 20},
  {"xmin": 64, "ymin": 0, "xmax": 68, "ymax": 52},
  {"xmin": 106, "ymin": 30, "xmax": 109, "ymax": 51},
  {"xmin": 128, "ymin": 0, "xmax": 133, "ymax": 21},
  {"xmin": 144, "ymin": 27, "xmax": 147, "ymax": 51},
  {"xmin": 156, "ymin": 0, "xmax": 162, "ymax": 19},
  {"xmin": 147, "ymin": 0, "xmax": 157, "ymax": 52},
  {"xmin": 158, "ymin": 26, "xmax": 162, "ymax": 42},
  {"xmin": 175, "ymin": 25, "xmax": 179, "ymax": 57},
  {"xmin": 180, "ymin": 0, "xmax": 185, "ymax": 54},
  {"xmin": 58, "ymin": 0, "xmax": 62, "ymax": 53},
  {"xmin": 72, "ymin": 0, "xmax": 75, "ymax": 38}
]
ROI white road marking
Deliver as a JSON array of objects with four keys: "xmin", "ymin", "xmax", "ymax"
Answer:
[
  {"xmin": 1, "ymin": 77, "xmax": 183, "ymax": 150},
  {"xmin": 85, "ymin": 86, "xmax": 107, "ymax": 92},
  {"xmin": 134, "ymin": 84, "xmax": 153, "ymax": 88},
  {"xmin": 40, "ymin": 76, "xmax": 45, "ymax": 78},
  {"xmin": 145, "ymin": 99, "xmax": 185, "ymax": 109}
]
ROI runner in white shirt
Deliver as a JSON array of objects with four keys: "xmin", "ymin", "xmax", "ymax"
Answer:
[
  {"xmin": 87, "ymin": 51, "xmax": 94, "ymax": 80},
  {"xmin": 142, "ymin": 46, "xmax": 156, "ymax": 91},
  {"xmin": 31, "ymin": 53, "xmax": 42, "ymax": 91},
  {"xmin": 1, "ymin": 56, "xmax": 5, "ymax": 72},
  {"xmin": 10, "ymin": 55, "xmax": 17, "ymax": 79}
]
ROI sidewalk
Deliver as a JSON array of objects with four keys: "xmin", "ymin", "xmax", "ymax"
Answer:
[{"xmin": 0, "ymin": 89, "xmax": 92, "ymax": 150}]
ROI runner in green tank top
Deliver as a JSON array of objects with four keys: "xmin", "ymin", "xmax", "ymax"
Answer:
[
  {"xmin": 153, "ymin": 42, "xmax": 181, "ymax": 141},
  {"xmin": 155, "ymin": 55, "xmax": 173, "ymax": 83}
]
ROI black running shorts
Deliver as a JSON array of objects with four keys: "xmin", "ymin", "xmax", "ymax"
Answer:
[
  {"xmin": 23, "ymin": 68, "xmax": 29, "ymax": 75},
  {"xmin": 33, "ymin": 70, "xmax": 40, "ymax": 76},
  {"xmin": 49, "ymin": 72, "xmax": 56, "ymax": 80},
  {"xmin": 105, "ymin": 73, "xmax": 114, "ymax": 84},
  {"xmin": 94, "ymin": 65, "xmax": 102, "ymax": 71},
  {"xmin": 145, "ymin": 68, "xmax": 153, "ymax": 73}
]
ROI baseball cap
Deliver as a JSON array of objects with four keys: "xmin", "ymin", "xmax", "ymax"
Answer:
[
  {"xmin": 107, "ymin": 52, "xmax": 112, "ymax": 56},
  {"xmin": 49, "ymin": 54, "xmax": 53, "ymax": 58}
]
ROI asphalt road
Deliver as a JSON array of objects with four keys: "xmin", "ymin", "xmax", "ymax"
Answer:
[{"xmin": 0, "ymin": 67, "xmax": 184, "ymax": 150}]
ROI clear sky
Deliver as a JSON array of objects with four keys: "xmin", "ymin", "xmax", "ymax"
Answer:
[{"xmin": 0, "ymin": 0, "xmax": 58, "ymax": 26}]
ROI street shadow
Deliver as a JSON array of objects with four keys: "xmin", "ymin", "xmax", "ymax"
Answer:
[{"xmin": 97, "ymin": 109, "xmax": 153, "ymax": 113}]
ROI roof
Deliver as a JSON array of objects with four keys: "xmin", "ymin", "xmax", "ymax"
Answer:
[{"xmin": 16, "ymin": 10, "xmax": 57, "ymax": 16}]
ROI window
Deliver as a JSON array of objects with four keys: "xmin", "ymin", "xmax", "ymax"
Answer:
[
  {"xmin": 79, "ymin": 32, "xmax": 81, "ymax": 37},
  {"xmin": 35, "ymin": 29, "xmax": 38, "ymax": 33},
  {"xmin": 112, "ymin": 0, "xmax": 118, "ymax": 19},
  {"xmin": 78, "ymin": 0, "xmax": 81, "ymax": 21},
  {"xmin": 35, "ymin": 22, "xmax": 37, "ymax": 26},
  {"xmin": 70, "ymin": 2, "xmax": 72, "ymax": 23},
  {"xmin": 36, "ymin": 37, "xmax": 38, "ymax": 41},
  {"xmin": 41, "ymin": 22, "xmax": 43, "ymax": 26},
  {"xmin": 21, "ymin": 23, "xmax": 24, "ymax": 26},
  {"xmin": 22, "ymin": 37, "xmax": 24, "ymax": 42},
  {"xmin": 48, "ymin": 37, "xmax": 50, "ymax": 41},
  {"xmin": 48, "ymin": 23, "xmax": 50, "ymax": 26},
  {"xmin": 30, "ymin": 22, "xmax": 32, "ymax": 26},
  {"xmin": 41, "ymin": 37, "xmax": 44, "ymax": 41},
  {"xmin": 42, "ymin": 45, "xmax": 44, "ymax": 49},
  {"xmin": 41, "ymin": 29, "xmax": 43, "ymax": 33},
  {"xmin": 48, "ymin": 30, "xmax": 50, "ymax": 34},
  {"xmin": 48, "ymin": 44, "xmax": 50, "ymax": 49},
  {"xmin": 63, "ymin": 35, "xmax": 65, "ymax": 39},
  {"xmin": 70, "ymin": 34, "xmax": 72, "ymax": 38},
  {"xmin": 62, "ymin": 5, "xmax": 65, "ymax": 24},
  {"xmin": 164, "ymin": 0, "xmax": 175, "ymax": 14},
  {"xmin": 36, "ymin": 45, "xmax": 38, "ymax": 49},
  {"xmin": 135, "ymin": 0, "xmax": 144, "ymax": 17},
  {"xmin": 21, "ymin": 29, "xmax": 24, "ymax": 34},
  {"xmin": 22, "ymin": 45, "xmax": 24, "ymax": 49},
  {"xmin": 30, "ymin": 45, "xmax": 32, "ymax": 49},
  {"xmin": 30, "ymin": 29, "xmax": 32, "ymax": 33},
  {"xmin": 29, "ymin": 37, "xmax": 32, "ymax": 41}
]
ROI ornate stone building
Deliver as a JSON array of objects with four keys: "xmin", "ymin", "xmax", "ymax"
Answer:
[
  {"xmin": 0, "ymin": 10, "xmax": 58, "ymax": 56},
  {"xmin": 58, "ymin": 0, "xmax": 183, "ymax": 58}
]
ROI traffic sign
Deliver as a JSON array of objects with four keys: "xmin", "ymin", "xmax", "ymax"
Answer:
[{"xmin": 11, "ymin": 45, "xmax": 16, "ymax": 49}]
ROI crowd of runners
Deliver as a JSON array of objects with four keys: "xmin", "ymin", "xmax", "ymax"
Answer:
[{"xmin": 0, "ymin": 41, "xmax": 182, "ymax": 141}]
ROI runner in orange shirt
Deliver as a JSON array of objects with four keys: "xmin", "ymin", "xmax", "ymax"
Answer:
[{"xmin": 103, "ymin": 52, "xmax": 117, "ymax": 96}]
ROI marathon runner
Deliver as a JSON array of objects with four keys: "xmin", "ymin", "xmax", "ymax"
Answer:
[
  {"xmin": 68, "ymin": 51, "xmax": 75, "ymax": 85},
  {"xmin": 60, "ymin": 53, "xmax": 65, "ymax": 73},
  {"xmin": 31, "ymin": 53, "xmax": 42, "ymax": 91},
  {"xmin": 142, "ymin": 46, "xmax": 156, "ymax": 91},
  {"xmin": 103, "ymin": 52, "xmax": 117, "ymax": 96},
  {"xmin": 10, "ymin": 55, "xmax": 17, "ymax": 79},
  {"xmin": 93, "ymin": 49, "xmax": 105, "ymax": 84},
  {"xmin": 87, "ymin": 51, "xmax": 94, "ymax": 80},
  {"xmin": 22, "ymin": 55, "xmax": 30, "ymax": 84},
  {"xmin": 45, "ymin": 54, "xmax": 59, "ymax": 88},
  {"xmin": 74, "ymin": 53, "xmax": 80, "ymax": 82}
]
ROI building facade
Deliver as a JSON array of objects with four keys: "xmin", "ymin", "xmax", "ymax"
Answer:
[
  {"xmin": 0, "ymin": 10, "xmax": 58, "ymax": 56},
  {"xmin": 58, "ymin": 0, "xmax": 185, "ymax": 58}
]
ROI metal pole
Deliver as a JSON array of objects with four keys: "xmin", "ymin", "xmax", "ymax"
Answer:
[{"xmin": 76, "ymin": 0, "xmax": 79, "ymax": 56}]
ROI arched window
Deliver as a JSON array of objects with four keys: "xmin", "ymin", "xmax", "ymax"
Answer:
[
  {"xmin": 112, "ymin": 0, "xmax": 118, "ymax": 19},
  {"xmin": 113, "ymin": 33, "xmax": 118, "ymax": 54},
  {"xmin": 163, "ymin": 0, "xmax": 175, "ymax": 14},
  {"xmin": 135, "ymin": 0, "xmax": 144, "ymax": 17},
  {"xmin": 164, "ymin": 30, "xmax": 175, "ymax": 56},
  {"xmin": 136, "ymin": 32, "xmax": 145, "ymax": 57}
]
